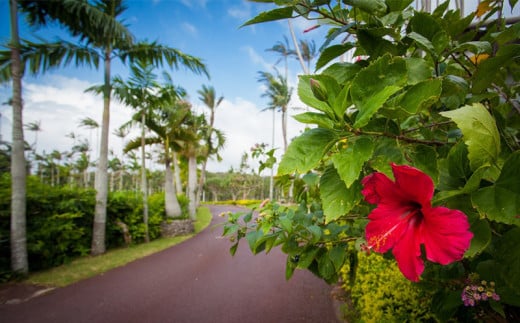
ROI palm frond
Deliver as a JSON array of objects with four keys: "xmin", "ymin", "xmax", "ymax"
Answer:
[
  {"xmin": 0, "ymin": 39, "xmax": 100, "ymax": 82},
  {"xmin": 119, "ymin": 41, "xmax": 210, "ymax": 79}
]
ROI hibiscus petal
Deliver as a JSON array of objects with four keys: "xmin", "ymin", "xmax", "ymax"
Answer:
[
  {"xmin": 361, "ymin": 172, "xmax": 399, "ymax": 205},
  {"xmin": 391, "ymin": 219, "xmax": 424, "ymax": 282},
  {"xmin": 422, "ymin": 206, "xmax": 473, "ymax": 265},
  {"xmin": 391, "ymin": 163, "xmax": 434, "ymax": 207},
  {"xmin": 365, "ymin": 203, "xmax": 411, "ymax": 253}
]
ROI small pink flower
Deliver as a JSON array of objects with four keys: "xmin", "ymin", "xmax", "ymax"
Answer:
[{"xmin": 362, "ymin": 163, "xmax": 473, "ymax": 282}]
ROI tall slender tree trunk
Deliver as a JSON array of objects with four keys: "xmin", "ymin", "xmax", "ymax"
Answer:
[
  {"xmin": 91, "ymin": 48, "xmax": 111, "ymax": 256},
  {"xmin": 140, "ymin": 112, "xmax": 149, "ymax": 242},
  {"xmin": 269, "ymin": 108, "xmax": 275, "ymax": 200},
  {"xmin": 288, "ymin": 19, "xmax": 308, "ymax": 74},
  {"xmin": 9, "ymin": 0, "xmax": 28, "ymax": 274},
  {"xmin": 187, "ymin": 154, "xmax": 197, "ymax": 220},
  {"xmin": 172, "ymin": 151, "xmax": 182, "ymax": 194},
  {"xmin": 164, "ymin": 152, "xmax": 182, "ymax": 218}
]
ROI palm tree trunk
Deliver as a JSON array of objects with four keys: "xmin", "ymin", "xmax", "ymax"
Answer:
[
  {"xmin": 269, "ymin": 108, "xmax": 275, "ymax": 200},
  {"xmin": 288, "ymin": 19, "xmax": 309, "ymax": 74},
  {"xmin": 9, "ymin": 0, "xmax": 28, "ymax": 274},
  {"xmin": 172, "ymin": 151, "xmax": 182, "ymax": 194},
  {"xmin": 187, "ymin": 154, "xmax": 197, "ymax": 220},
  {"xmin": 91, "ymin": 48, "xmax": 111, "ymax": 256},
  {"xmin": 281, "ymin": 106, "xmax": 288, "ymax": 152},
  {"xmin": 119, "ymin": 169, "xmax": 124, "ymax": 191},
  {"xmin": 140, "ymin": 112, "xmax": 150, "ymax": 243},
  {"xmin": 164, "ymin": 153, "xmax": 182, "ymax": 218}
]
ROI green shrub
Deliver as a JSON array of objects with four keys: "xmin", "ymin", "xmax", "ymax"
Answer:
[
  {"xmin": 341, "ymin": 252, "xmax": 435, "ymax": 323},
  {"xmin": 1, "ymin": 176, "xmax": 172, "ymax": 276}
]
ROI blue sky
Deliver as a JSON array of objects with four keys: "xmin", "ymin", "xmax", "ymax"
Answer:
[
  {"xmin": 0, "ymin": 0, "xmax": 319, "ymax": 172},
  {"xmin": 0, "ymin": 0, "xmax": 517, "ymax": 173}
]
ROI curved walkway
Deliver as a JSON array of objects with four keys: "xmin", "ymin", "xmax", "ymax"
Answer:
[{"xmin": 0, "ymin": 205, "xmax": 339, "ymax": 323}]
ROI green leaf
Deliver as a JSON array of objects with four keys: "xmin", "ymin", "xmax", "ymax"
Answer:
[
  {"xmin": 434, "ymin": 165, "xmax": 489, "ymax": 203},
  {"xmin": 297, "ymin": 248, "xmax": 319, "ymax": 269},
  {"xmin": 246, "ymin": 230, "xmax": 264, "ymax": 254},
  {"xmin": 464, "ymin": 219, "xmax": 491, "ymax": 258},
  {"xmin": 407, "ymin": 32, "xmax": 436, "ymax": 57},
  {"xmin": 386, "ymin": 0, "xmax": 414, "ymax": 11},
  {"xmin": 293, "ymin": 112, "xmax": 335, "ymax": 129},
  {"xmin": 398, "ymin": 79, "xmax": 442, "ymax": 114},
  {"xmin": 279, "ymin": 216, "xmax": 292, "ymax": 233},
  {"xmin": 322, "ymin": 62, "xmax": 362, "ymax": 84},
  {"xmin": 472, "ymin": 44, "xmax": 520, "ymax": 93},
  {"xmin": 409, "ymin": 144, "xmax": 439, "ymax": 183},
  {"xmin": 440, "ymin": 103, "xmax": 500, "ymax": 171},
  {"xmin": 318, "ymin": 253, "xmax": 335, "ymax": 280},
  {"xmin": 241, "ymin": 7, "xmax": 293, "ymax": 27},
  {"xmin": 329, "ymin": 246, "xmax": 346, "ymax": 271},
  {"xmin": 351, "ymin": 55, "xmax": 407, "ymax": 128},
  {"xmin": 406, "ymin": 57, "xmax": 433, "ymax": 84},
  {"xmin": 285, "ymin": 255, "xmax": 296, "ymax": 280},
  {"xmin": 451, "ymin": 41, "xmax": 492, "ymax": 55},
  {"xmin": 316, "ymin": 43, "xmax": 355, "ymax": 71},
  {"xmin": 492, "ymin": 227, "xmax": 520, "ymax": 306},
  {"xmin": 230, "ymin": 242, "xmax": 239, "ymax": 256},
  {"xmin": 278, "ymin": 128, "xmax": 337, "ymax": 175},
  {"xmin": 331, "ymin": 84, "xmax": 351, "ymax": 119},
  {"xmin": 320, "ymin": 165, "xmax": 362, "ymax": 223},
  {"xmin": 298, "ymin": 75, "xmax": 335, "ymax": 116},
  {"xmin": 307, "ymin": 225, "xmax": 322, "ymax": 244},
  {"xmin": 357, "ymin": 28, "xmax": 399, "ymax": 58},
  {"xmin": 441, "ymin": 75, "xmax": 469, "ymax": 110},
  {"xmin": 409, "ymin": 11, "xmax": 443, "ymax": 41},
  {"xmin": 471, "ymin": 151, "xmax": 520, "ymax": 226},
  {"xmin": 331, "ymin": 137, "xmax": 374, "ymax": 188},
  {"xmin": 343, "ymin": 0, "xmax": 387, "ymax": 16}
]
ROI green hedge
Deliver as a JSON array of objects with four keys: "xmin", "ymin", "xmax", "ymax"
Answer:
[
  {"xmin": 0, "ymin": 174, "xmax": 188, "ymax": 277},
  {"xmin": 341, "ymin": 251, "xmax": 435, "ymax": 322}
]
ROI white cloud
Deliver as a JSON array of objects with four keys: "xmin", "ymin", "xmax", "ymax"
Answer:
[
  {"xmin": 181, "ymin": 22, "xmax": 198, "ymax": 36},
  {"xmin": 1, "ymin": 75, "xmax": 134, "ymax": 161},
  {"xmin": 1, "ymin": 75, "xmax": 308, "ymax": 175},
  {"xmin": 180, "ymin": 0, "xmax": 208, "ymax": 9},
  {"xmin": 227, "ymin": 3, "xmax": 251, "ymax": 20},
  {"xmin": 242, "ymin": 46, "xmax": 274, "ymax": 72},
  {"xmin": 205, "ymin": 96, "xmax": 306, "ymax": 173}
]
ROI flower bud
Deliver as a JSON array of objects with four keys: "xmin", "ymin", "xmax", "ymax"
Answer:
[{"xmin": 310, "ymin": 78, "xmax": 328, "ymax": 102}]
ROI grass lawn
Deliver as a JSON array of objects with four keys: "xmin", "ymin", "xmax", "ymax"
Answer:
[{"xmin": 25, "ymin": 207, "xmax": 213, "ymax": 288}]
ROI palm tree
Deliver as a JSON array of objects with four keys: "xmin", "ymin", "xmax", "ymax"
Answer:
[
  {"xmin": 24, "ymin": 120, "xmax": 42, "ymax": 153},
  {"xmin": 78, "ymin": 117, "xmax": 100, "ymax": 157},
  {"xmin": 111, "ymin": 63, "xmax": 156, "ymax": 243},
  {"xmin": 1, "ymin": 0, "xmax": 133, "ymax": 262},
  {"xmin": 258, "ymin": 70, "xmax": 292, "ymax": 152},
  {"xmin": 113, "ymin": 126, "xmax": 129, "ymax": 190},
  {"xmin": 196, "ymin": 85, "xmax": 224, "ymax": 204},
  {"xmin": 21, "ymin": 0, "xmax": 208, "ymax": 254},
  {"xmin": 297, "ymin": 39, "xmax": 317, "ymax": 74},
  {"xmin": 182, "ymin": 112, "xmax": 205, "ymax": 220},
  {"xmin": 72, "ymin": 138, "xmax": 92, "ymax": 188},
  {"xmin": 266, "ymin": 36, "xmax": 292, "ymax": 78},
  {"xmin": 129, "ymin": 96, "xmax": 190, "ymax": 218},
  {"xmin": 8, "ymin": 0, "xmax": 27, "ymax": 275}
]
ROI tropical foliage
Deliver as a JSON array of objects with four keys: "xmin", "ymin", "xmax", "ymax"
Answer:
[{"xmin": 224, "ymin": 0, "xmax": 520, "ymax": 320}]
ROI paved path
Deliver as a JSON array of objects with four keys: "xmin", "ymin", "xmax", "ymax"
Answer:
[{"xmin": 0, "ymin": 205, "xmax": 339, "ymax": 323}]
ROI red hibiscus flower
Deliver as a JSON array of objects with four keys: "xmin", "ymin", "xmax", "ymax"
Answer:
[{"xmin": 361, "ymin": 163, "xmax": 473, "ymax": 282}]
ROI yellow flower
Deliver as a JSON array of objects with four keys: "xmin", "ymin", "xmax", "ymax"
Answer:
[{"xmin": 476, "ymin": 0, "xmax": 494, "ymax": 18}]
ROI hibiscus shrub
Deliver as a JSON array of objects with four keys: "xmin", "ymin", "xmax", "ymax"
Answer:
[{"xmin": 223, "ymin": 0, "xmax": 520, "ymax": 321}]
